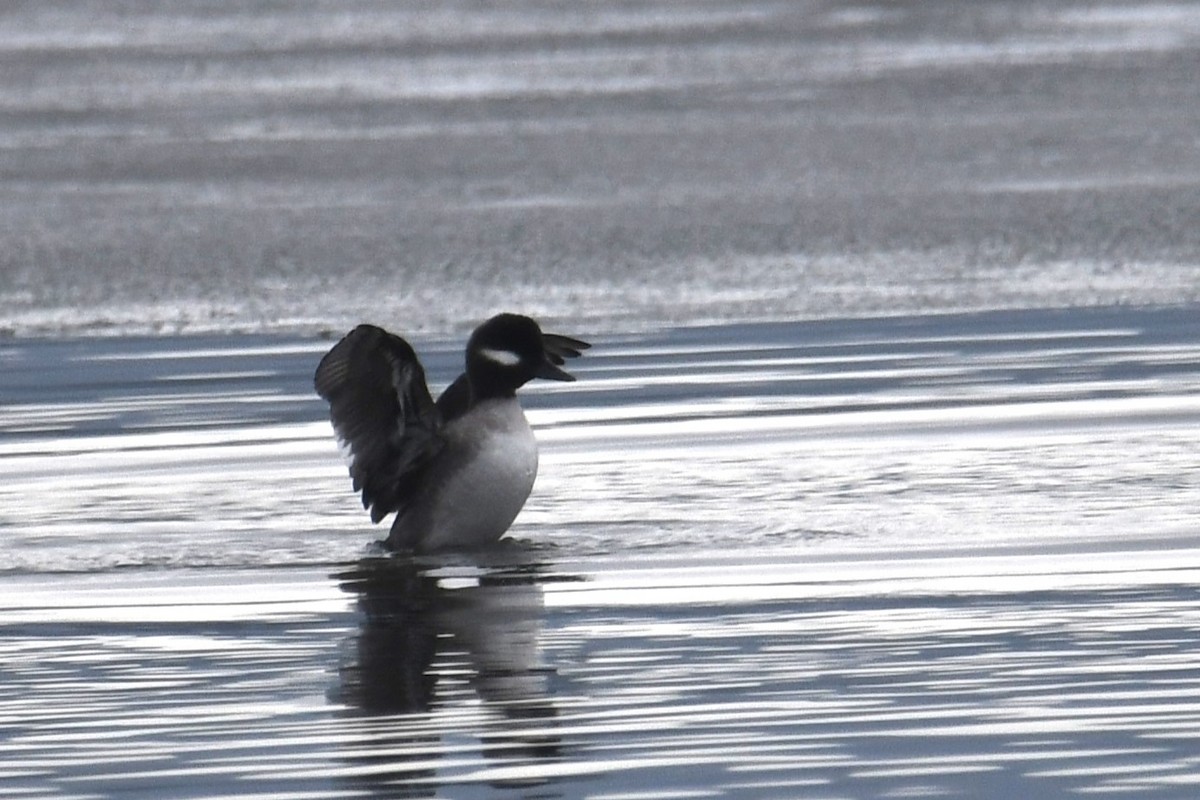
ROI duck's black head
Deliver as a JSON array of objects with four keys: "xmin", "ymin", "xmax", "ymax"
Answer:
[{"xmin": 464, "ymin": 313, "xmax": 588, "ymax": 400}]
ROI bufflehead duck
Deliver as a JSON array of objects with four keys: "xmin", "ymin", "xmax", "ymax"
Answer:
[{"xmin": 314, "ymin": 313, "xmax": 589, "ymax": 552}]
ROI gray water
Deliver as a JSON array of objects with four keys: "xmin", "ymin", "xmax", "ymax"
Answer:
[
  {"xmin": 4, "ymin": 0, "xmax": 1200, "ymax": 796},
  {"xmin": 3, "ymin": 306, "xmax": 1200, "ymax": 798},
  {"xmin": 3, "ymin": 0, "xmax": 1200, "ymax": 336}
]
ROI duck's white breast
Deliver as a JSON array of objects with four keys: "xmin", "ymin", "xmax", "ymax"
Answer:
[{"xmin": 424, "ymin": 399, "xmax": 539, "ymax": 550}]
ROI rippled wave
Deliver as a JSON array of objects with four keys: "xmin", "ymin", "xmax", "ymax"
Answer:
[{"xmin": 2, "ymin": 307, "xmax": 1199, "ymax": 797}]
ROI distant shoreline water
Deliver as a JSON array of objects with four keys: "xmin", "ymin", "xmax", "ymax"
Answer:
[
  {"xmin": 4, "ymin": 0, "xmax": 1200, "ymax": 338},
  {"xmin": 3, "ymin": 296, "xmax": 1200, "ymax": 341}
]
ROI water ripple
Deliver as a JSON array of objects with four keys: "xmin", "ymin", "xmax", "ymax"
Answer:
[{"xmin": 2, "ymin": 308, "xmax": 1199, "ymax": 797}]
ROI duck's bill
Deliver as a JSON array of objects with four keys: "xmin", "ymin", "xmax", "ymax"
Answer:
[
  {"xmin": 542, "ymin": 332, "xmax": 591, "ymax": 366},
  {"xmin": 535, "ymin": 357, "xmax": 576, "ymax": 382}
]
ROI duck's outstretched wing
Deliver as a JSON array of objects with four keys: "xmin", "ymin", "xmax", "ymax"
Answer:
[{"xmin": 314, "ymin": 324, "xmax": 444, "ymax": 523}]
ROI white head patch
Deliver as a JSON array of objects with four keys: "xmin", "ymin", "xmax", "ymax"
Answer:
[{"xmin": 478, "ymin": 347, "xmax": 523, "ymax": 367}]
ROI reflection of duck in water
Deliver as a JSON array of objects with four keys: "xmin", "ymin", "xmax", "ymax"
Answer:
[
  {"xmin": 333, "ymin": 549, "xmax": 568, "ymax": 794},
  {"xmin": 336, "ymin": 552, "xmax": 557, "ymax": 716}
]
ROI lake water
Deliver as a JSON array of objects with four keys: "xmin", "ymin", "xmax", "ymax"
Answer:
[
  {"xmin": 4, "ymin": 0, "xmax": 1200, "ymax": 795},
  {"xmin": 4, "ymin": 305, "xmax": 1200, "ymax": 798},
  {"xmin": 4, "ymin": 0, "xmax": 1200, "ymax": 336}
]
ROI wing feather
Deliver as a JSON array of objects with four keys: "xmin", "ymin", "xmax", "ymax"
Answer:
[{"xmin": 314, "ymin": 325, "xmax": 443, "ymax": 523}]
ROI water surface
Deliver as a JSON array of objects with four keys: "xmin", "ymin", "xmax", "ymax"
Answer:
[
  {"xmin": 3, "ymin": 307, "xmax": 1200, "ymax": 798},
  {"xmin": 4, "ymin": 0, "xmax": 1200, "ymax": 335}
]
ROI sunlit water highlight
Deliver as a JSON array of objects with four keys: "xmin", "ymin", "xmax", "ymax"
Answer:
[{"xmin": 2, "ymin": 306, "xmax": 1200, "ymax": 798}]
